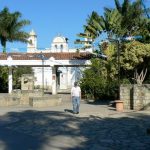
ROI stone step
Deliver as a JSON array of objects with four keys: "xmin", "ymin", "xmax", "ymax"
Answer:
[
  {"xmin": 29, "ymin": 95, "xmax": 62, "ymax": 108},
  {"xmin": 58, "ymin": 94, "xmax": 71, "ymax": 102}
]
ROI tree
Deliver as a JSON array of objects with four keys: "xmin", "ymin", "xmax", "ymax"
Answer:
[
  {"xmin": 80, "ymin": 58, "xmax": 118, "ymax": 100},
  {"xmin": 75, "ymin": 8, "xmax": 122, "ymax": 48},
  {"xmin": 77, "ymin": 0, "xmax": 150, "ymax": 100},
  {"xmin": 120, "ymin": 41, "xmax": 150, "ymax": 84},
  {"xmin": 113, "ymin": 0, "xmax": 150, "ymax": 39},
  {"xmin": 98, "ymin": 8, "xmax": 122, "ymax": 38},
  {"xmin": 0, "ymin": 66, "xmax": 33, "ymax": 92},
  {"xmin": 120, "ymin": 41, "xmax": 150, "ymax": 69},
  {"xmin": 83, "ymin": 11, "xmax": 101, "ymax": 40},
  {"xmin": 0, "ymin": 7, "xmax": 30, "ymax": 53},
  {"xmin": 0, "ymin": 66, "xmax": 8, "ymax": 92},
  {"xmin": 75, "ymin": 11, "xmax": 101, "ymax": 50},
  {"xmin": 76, "ymin": 0, "xmax": 150, "ymax": 47}
]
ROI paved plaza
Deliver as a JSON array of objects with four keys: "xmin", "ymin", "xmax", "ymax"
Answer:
[{"xmin": 0, "ymin": 100, "xmax": 150, "ymax": 150}]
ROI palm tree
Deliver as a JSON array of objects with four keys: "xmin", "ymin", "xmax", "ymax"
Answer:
[
  {"xmin": 75, "ymin": 8, "xmax": 122, "ymax": 48},
  {"xmin": 0, "ymin": 7, "xmax": 30, "ymax": 53},
  {"xmin": 114, "ymin": 0, "xmax": 149, "ymax": 38},
  {"xmin": 75, "ymin": 0, "xmax": 150, "ymax": 50},
  {"xmin": 75, "ymin": 10, "xmax": 121, "ymax": 50},
  {"xmin": 75, "ymin": 11, "xmax": 101, "ymax": 48},
  {"xmin": 84, "ymin": 11, "xmax": 101, "ymax": 40},
  {"xmin": 99, "ymin": 8, "xmax": 122, "ymax": 38}
]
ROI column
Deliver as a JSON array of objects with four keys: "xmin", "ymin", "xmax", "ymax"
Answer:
[
  {"xmin": 52, "ymin": 67, "xmax": 57, "ymax": 95},
  {"xmin": 67, "ymin": 67, "xmax": 70, "ymax": 87},
  {"xmin": 8, "ymin": 66, "xmax": 13, "ymax": 94}
]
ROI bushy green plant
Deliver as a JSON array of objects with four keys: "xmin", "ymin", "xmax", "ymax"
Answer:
[
  {"xmin": 0, "ymin": 66, "xmax": 8, "ymax": 92},
  {"xmin": 80, "ymin": 58, "xmax": 118, "ymax": 100},
  {"xmin": 0, "ymin": 66, "xmax": 33, "ymax": 92}
]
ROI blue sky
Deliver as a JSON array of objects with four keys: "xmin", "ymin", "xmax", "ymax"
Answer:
[{"xmin": 0, "ymin": 0, "xmax": 149, "ymax": 52}]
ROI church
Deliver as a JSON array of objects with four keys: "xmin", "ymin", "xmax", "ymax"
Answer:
[
  {"xmin": 26, "ymin": 30, "xmax": 92, "ymax": 92},
  {"xmin": 0, "ymin": 30, "xmax": 92, "ymax": 94}
]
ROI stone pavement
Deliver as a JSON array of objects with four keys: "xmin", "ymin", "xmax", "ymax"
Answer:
[{"xmin": 0, "ymin": 100, "xmax": 150, "ymax": 150}]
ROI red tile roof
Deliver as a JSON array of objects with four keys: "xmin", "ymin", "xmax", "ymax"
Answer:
[{"xmin": 0, "ymin": 52, "xmax": 93, "ymax": 60}]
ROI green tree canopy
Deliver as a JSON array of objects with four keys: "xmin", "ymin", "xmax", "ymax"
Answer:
[{"xmin": 120, "ymin": 41, "xmax": 150, "ymax": 70}]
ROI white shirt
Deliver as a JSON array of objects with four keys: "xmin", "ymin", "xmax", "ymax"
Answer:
[{"xmin": 71, "ymin": 86, "xmax": 81, "ymax": 97}]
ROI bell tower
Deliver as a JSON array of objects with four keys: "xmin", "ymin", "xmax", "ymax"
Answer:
[
  {"xmin": 51, "ymin": 35, "xmax": 68, "ymax": 52},
  {"xmin": 27, "ymin": 29, "xmax": 37, "ymax": 53}
]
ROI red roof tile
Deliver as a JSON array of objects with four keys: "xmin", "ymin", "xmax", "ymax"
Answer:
[{"xmin": 0, "ymin": 52, "xmax": 93, "ymax": 60}]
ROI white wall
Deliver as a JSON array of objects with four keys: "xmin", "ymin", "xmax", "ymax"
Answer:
[{"xmin": 33, "ymin": 67, "xmax": 52, "ymax": 89}]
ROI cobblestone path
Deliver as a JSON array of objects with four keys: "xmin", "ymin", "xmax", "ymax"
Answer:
[{"xmin": 0, "ymin": 101, "xmax": 150, "ymax": 150}]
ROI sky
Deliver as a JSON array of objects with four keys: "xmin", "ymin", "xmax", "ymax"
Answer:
[{"xmin": 0, "ymin": 0, "xmax": 149, "ymax": 52}]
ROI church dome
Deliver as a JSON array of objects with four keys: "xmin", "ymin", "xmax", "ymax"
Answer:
[
  {"xmin": 51, "ymin": 35, "xmax": 69, "ymax": 52},
  {"xmin": 52, "ymin": 36, "xmax": 67, "ymax": 43}
]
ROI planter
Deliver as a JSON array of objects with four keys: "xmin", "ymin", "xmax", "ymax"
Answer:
[{"xmin": 115, "ymin": 100, "xmax": 124, "ymax": 112}]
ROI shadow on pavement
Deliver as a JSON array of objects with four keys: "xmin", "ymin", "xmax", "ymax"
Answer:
[
  {"xmin": 0, "ymin": 110, "xmax": 150, "ymax": 150},
  {"xmin": 64, "ymin": 109, "xmax": 74, "ymax": 114},
  {"xmin": 82, "ymin": 99, "xmax": 111, "ymax": 105}
]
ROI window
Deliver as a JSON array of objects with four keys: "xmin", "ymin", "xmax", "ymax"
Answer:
[
  {"xmin": 55, "ymin": 45, "xmax": 58, "ymax": 49},
  {"xmin": 60, "ymin": 45, "xmax": 63, "ymax": 51}
]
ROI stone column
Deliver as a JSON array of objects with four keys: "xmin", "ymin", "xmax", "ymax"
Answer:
[
  {"xmin": 65, "ymin": 67, "xmax": 68, "ymax": 88},
  {"xmin": 67, "ymin": 67, "xmax": 71, "ymax": 88},
  {"xmin": 133, "ymin": 85, "xmax": 144, "ymax": 110},
  {"xmin": 120, "ymin": 85, "xmax": 133, "ymax": 110},
  {"xmin": 8, "ymin": 66, "xmax": 13, "ymax": 94},
  {"xmin": 52, "ymin": 67, "xmax": 57, "ymax": 95}
]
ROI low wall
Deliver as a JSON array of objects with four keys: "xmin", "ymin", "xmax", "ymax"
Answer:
[
  {"xmin": 0, "ymin": 90, "xmax": 62, "ymax": 107},
  {"xmin": 29, "ymin": 96, "xmax": 62, "ymax": 108},
  {"xmin": 0, "ymin": 94, "xmax": 20, "ymax": 106},
  {"xmin": 120, "ymin": 84, "xmax": 150, "ymax": 110}
]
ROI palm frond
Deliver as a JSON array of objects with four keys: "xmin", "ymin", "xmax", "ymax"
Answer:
[{"xmin": 114, "ymin": 0, "xmax": 122, "ymax": 13}]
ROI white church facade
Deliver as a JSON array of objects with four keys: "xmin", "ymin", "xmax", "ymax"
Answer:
[
  {"xmin": 27, "ymin": 30, "xmax": 92, "ymax": 91},
  {"xmin": 0, "ymin": 30, "xmax": 92, "ymax": 94}
]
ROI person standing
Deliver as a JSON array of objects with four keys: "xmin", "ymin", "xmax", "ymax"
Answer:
[{"xmin": 71, "ymin": 82, "xmax": 81, "ymax": 114}]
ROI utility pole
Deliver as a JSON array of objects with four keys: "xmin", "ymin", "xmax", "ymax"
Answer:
[
  {"xmin": 108, "ymin": 38, "xmax": 120, "ymax": 100},
  {"xmin": 36, "ymin": 52, "xmax": 47, "ymax": 96}
]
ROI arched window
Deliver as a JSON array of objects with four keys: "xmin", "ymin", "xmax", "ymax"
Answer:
[
  {"xmin": 60, "ymin": 44, "xmax": 63, "ymax": 51},
  {"xmin": 55, "ymin": 45, "xmax": 58, "ymax": 49}
]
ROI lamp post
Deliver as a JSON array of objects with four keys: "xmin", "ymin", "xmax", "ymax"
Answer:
[
  {"xmin": 116, "ymin": 40, "xmax": 120, "ymax": 100},
  {"xmin": 108, "ymin": 38, "xmax": 124, "ymax": 111},
  {"xmin": 36, "ymin": 52, "xmax": 47, "ymax": 96},
  {"xmin": 109, "ymin": 36, "xmax": 142, "ymax": 99}
]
